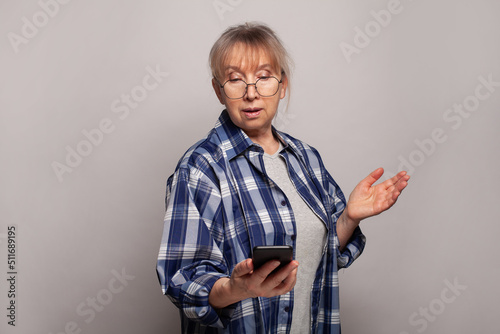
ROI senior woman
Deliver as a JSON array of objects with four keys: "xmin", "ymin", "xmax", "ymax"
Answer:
[{"xmin": 157, "ymin": 22, "xmax": 409, "ymax": 334}]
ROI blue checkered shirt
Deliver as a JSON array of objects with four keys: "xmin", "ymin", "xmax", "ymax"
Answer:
[{"xmin": 157, "ymin": 110, "xmax": 366, "ymax": 333}]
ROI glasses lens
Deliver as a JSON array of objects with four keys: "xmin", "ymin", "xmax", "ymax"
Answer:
[
  {"xmin": 222, "ymin": 77, "xmax": 281, "ymax": 99},
  {"xmin": 256, "ymin": 77, "xmax": 280, "ymax": 97},
  {"xmin": 223, "ymin": 79, "xmax": 247, "ymax": 99}
]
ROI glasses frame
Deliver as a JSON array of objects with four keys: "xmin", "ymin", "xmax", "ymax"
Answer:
[{"xmin": 217, "ymin": 75, "xmax": 283, "ymax": 100}]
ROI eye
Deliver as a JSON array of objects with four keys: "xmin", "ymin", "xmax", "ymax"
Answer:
[
  {"xmin": 227, "ymin": 78, "xmax": 244, "ymax": 85},
  {"xmin": 258, "ymin": 76, "xmax": 271, "ymax": 81},
  {"xmin": 226, "ymin": 71, "xmax": 244, "ymax": 81}
]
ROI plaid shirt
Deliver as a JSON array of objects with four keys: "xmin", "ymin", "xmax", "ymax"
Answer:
[{"xmin": 157, "ymin": 110, "xmax": 365, "ymax": 334}]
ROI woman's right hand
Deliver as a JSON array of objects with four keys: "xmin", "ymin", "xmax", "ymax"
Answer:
[{"xmin": 209, "ymin": 258, "xmax": 299, "ymax": 309}]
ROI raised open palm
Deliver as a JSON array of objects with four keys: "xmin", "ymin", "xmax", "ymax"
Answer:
[{"xmin": 346, "ymin": 168, "xmax": 410, "ymax": 222}]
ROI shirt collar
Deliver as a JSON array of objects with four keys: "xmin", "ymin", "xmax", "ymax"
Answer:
[{"xmin": 214, "ymin": 109, "xmax": 301, "ymax": 161}]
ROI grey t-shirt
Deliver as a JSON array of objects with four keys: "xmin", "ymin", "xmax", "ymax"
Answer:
[{"xmin": 263, "ymin": 144, "xmax": 327, "ymax": 334}]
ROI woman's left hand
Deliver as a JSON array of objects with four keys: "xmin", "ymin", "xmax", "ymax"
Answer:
[
  {"xmin": 336, "ymin": 168, "xmax": 410, "ymax": 250},
  {"xmin": 345, "ymin": 167, "xmax": 410, "ymax": 223}
]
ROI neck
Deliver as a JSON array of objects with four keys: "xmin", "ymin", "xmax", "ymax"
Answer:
[{"xmin": 247, "ymin": 129, "xmax": 280, "ymax": 155}]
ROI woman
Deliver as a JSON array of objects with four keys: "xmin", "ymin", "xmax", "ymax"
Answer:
[{"xmin": 157, "ymin": 22, "xmax": 409, "ymax": 334}]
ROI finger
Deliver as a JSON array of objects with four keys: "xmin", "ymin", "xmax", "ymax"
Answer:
[
  {"xmin": 263, "ymin": 260, "xmax": 299, "ymax": 289},
  {"xmin": 395, "ymin": 171, "xmax": 410, "ymax": 182},
  {"xmin": 275, "ymin": 265, "xmax": 299, "ymax": 295},
  {"xmin": 395, "ymin": 177, "xmax": 408, "ymax": 189},
  {"xmin": 392, "ymin": 173, "xmax": 410, "ymax": 191},
  {"xmin": 252, "ymin": 260, "xmax": 281, "ymax": 281},
  {"xmin": 280, "ymin": 267, "xmax": 298, "ymax": 290},
  {"xmin": 232, "ymin": 258, "xmax": 254, "ymax": 279},
  {"xmin": 362, "ymin": 167, "xmax": 384, "ymax": 187},
  {"xmin": 267, "ymin": 267, "xmax": 298, "ymax": 297},
  {"xmin": 389, "ymin": 176, "xmax": 410, "ymax": 201},
  {"xmin": 381, "ymin": 171, "xmax": 408, "ymax": 190}
]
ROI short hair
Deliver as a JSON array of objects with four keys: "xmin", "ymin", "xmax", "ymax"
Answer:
[{"xmin": 209, "ymin": 22, "xmax": 292, "ymax": 91}]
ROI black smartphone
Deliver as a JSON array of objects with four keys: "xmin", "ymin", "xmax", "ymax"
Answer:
[{"xmin": 252, "ymin": 245, "xmax": 293, "ymax": 273}]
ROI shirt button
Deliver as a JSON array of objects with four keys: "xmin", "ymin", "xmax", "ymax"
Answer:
[
  {"xmin": 291, "ymin": 235, "xmax": 296, "ymax": 241},
  {"xmin": 280, "ymin": 200, "xmax": 287, "ymax": 206},
  {"xmin": 284, "ymin": 306, "xmax": 290, "ymax": 312}
]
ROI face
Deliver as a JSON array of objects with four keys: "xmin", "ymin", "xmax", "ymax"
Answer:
[{"xmin": 212, "ymin": 44, "xmax": 288, "ymax": 141}]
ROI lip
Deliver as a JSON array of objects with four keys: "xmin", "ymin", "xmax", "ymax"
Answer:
[
  {"xmin": 242, "ymin": 108, "xmax": 263, "ymax": 112},
  {"xmin": 241, "ymin": 108, "xmax": 262, "ymax": 119}
]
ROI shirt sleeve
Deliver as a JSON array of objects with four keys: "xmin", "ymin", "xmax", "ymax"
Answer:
[
  {"xmin": 327, "ymin": 172, "xmax": 367, "ymax": 269},
  {"xmin": 156, "ymin": 167, "xmax": 234, "ymax": 328}
]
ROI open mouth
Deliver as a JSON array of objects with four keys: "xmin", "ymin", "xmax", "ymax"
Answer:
[{"xmin": 242, "ymin": 108, "xmax": 262, "ymax": 117}]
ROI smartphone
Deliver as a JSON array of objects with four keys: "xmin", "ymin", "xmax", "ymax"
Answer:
[{"xmin": 252, "ymin": 245, "xmax": 293, "ymax": 273}]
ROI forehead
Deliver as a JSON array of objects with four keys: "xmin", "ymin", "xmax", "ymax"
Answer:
[{"xmin": 222, "ymin": 43, "xmax": 279, "ymax": 74}]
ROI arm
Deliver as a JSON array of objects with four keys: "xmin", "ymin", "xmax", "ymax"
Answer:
[
  {"xmin": 157, "ymin": 168, "xmax": 231, "ymax": 327},
  {"xmin": 336, "ymin": 168, "xmax": 410, "ymax": 251},
  {"xmin": 157, "ymin": 167, "xmax": 299, "ymax": 325}
]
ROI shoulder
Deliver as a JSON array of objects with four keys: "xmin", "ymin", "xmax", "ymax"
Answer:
[
  {"xmin": 277, "ymin": 130, "xmax": 323, "ymax": 164},
  {"xmin": 175, "ymin": 129, "xmax": 224, "ymax": 170},
  {"xmin": 276, "ymin": 130, "xmax": 339, "ymax": 188},
  {"xmin": 168, "ymin": 128, "xmax": 227, "ymax": 188}
]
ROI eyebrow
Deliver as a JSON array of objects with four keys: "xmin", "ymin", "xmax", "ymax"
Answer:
[{"xmin": 224, "ymin": 63, "xmax": 274, "ymax": 73}]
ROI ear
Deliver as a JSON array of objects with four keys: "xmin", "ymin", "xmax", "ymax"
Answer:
[
  {"xmin": 212, "ymin": 78, "xmax": 225, "ymax": 105},
  {"xmin": 279, "ymin": 75, "xmax": 288, "ymax": 100}
]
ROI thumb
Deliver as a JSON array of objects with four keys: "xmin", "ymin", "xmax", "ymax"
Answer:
[
  {"xmin": 363, "ymin": 167, "xmax": 384, "ymax": 187},
  {"xmin": 232, "ymin": 259, "xmax": 253, "ymax": 278}
]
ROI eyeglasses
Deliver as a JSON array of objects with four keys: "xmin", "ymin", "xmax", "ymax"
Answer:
[{"xmin": 218, "ymin": 76, "xmax": 283, "ymax": 99}]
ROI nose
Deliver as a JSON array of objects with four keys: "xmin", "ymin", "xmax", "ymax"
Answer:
[{"xmin": 245, "ymin": 83, "xmax": 259, "ymax": 100}]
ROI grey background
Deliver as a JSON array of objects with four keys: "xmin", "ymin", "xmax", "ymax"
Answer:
[{"xmin": 1, "ymin": 0, "xmax": 499, "ymax": 333}]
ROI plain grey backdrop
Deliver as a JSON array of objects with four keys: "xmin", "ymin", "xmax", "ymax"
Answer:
[{"xmin": 1, "ymin": 0, "xmax": 499, "ymax": 333}]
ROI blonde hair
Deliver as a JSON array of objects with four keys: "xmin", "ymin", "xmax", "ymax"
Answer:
[{"xmin": 209, "ymin": 22, "xmax": 292, "ymax": 96}]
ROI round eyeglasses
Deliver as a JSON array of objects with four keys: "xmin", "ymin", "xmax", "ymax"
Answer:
[{"xmin": 218, "ymin": 76, "xmax": 283, "ymax": 99}]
